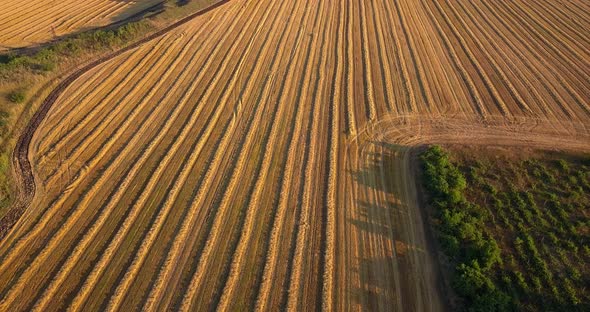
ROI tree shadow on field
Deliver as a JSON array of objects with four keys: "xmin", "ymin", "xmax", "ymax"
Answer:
[
  {"xmin": 348, "ymin": 198, "xmax": 417, "ymax": 311},
  {"xmin": 348, "ymin": 143, "xmax": 413, "ymax": 310},
  {"xmin": 348, "ymin": 147, "xmax": 400, "ymax": 193},
  {"xmin": 350, "ymin": 255, "xmax": 399, "ymax": 311},
  {"xmin": 108, "ymin": 0, "xmax": 166, "ymax": 25},
  {"xmin": 347, "ymin": 141, "xmax": 451, "ymax": 311}
]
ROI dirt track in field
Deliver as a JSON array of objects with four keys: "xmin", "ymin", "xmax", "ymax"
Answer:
[
  {"xmin": 341, "ymin": 115, "xmax": 590, "ymax": 311},
  {"xmin": 0, "ymin": 0, "xmax": 589, "ymax": 311},
  {"xmin": 0, "ymin": 0, "xmax": 164, "ymax": 50}
]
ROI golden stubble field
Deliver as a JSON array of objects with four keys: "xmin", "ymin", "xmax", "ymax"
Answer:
[
  {"xmin": 0, "ymin": 0, "xmax": 588, "ymax": 311},
  {"xmin": 0, "ymin": 0, "xmax": 162, "ymax": 50}
]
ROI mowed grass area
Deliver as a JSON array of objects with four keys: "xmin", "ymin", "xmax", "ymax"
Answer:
[{"xmin": 421, "ymin": 145, "xmax": 589, "ymax": 311}]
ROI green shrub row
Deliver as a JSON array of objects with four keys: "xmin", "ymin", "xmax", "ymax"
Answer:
[
  {"xmin": 421, "ymin": 146, "xmax": 508, "ymax": 311},
  {"xmin": 0, "ymin": 21, "xmax": 152, "ymax": 79},
  {"xmin": 421, "ymin": 146, "xmax": 590, "ymax": 310},
  {"xmin": 0, "ymin": 17, "xmax": 154, "ymax": 212}
]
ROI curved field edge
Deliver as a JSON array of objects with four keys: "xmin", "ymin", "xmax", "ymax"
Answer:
[
  {"xmin": 339, "ymin": 115, "xmax": 590, "ymax": 311},
  {"xmin": 0, "ymin": 0, "xmax": 164, "ymax": 51},
  {"xmin": 0, "ymin": 0, "xmax": 223, "ymax": 219},
  {"xmin": 0, "ymin": 0, "xmax": 233, "ymax": 241},
  {"xmin": 419, "ymin": 144, "xmax": 589, "ymax": 310}
]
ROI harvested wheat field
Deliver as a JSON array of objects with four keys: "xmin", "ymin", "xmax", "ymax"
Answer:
[
  {"xmin": 0, "ymin": 0, "xmax": 162, "ymax": 50},
  {"xmin": 0, "ymin": 0, "xmax": 589, "ymax": 311}
]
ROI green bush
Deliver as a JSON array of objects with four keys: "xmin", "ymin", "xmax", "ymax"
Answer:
[
  {"xmin": 0, "ymin": 20, "xmax": 151, "ymax": 79},
  {"xmin": 556, "ymin": 159, "xmax": 569, "ymax": 172},
  {"xmin": 563, "ymin": 279, "xmax": 579, "ymax": 305},
  {"xmin": 421, "ymin": 146, "xmax": 510, "ymax": 310},
  {"xmin": 454, "ymin": 262, "xmax": 511, "ymax": 312},
  {"xmin": 421, "ymin": 145, "xmax": 466, "ymax": 204},
  {"xmin": 7, "ymin": 89, "xmax": 25, "ymax": 103},
  {"xmin": 421, "ymin": 146, "xmax": 589, "ymax": 310}
]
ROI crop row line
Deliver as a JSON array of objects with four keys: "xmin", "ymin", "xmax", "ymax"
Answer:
[
  {"xmin": 177, "ymin": 0, "xmax": 296, "ymax": 309},
  {"xmin": 27, "ymin": 13, "xmax": 225, "ymax": 311},
  {"xmin": 479, "ymin": 0, "xmax": 590, "ymax": 116},
  {"xmin": 215, "ymin": 0, "xmax": 315, "ymax": 309},
  {"xmin": 41, "ymin": 34, "xmax": 184, "ymax": 184},
  {"xmin": 65, "ymin": 2, "xmax": 263, "ymax": 309},
  {"xmin": 499, "ymin": 1, "xmax": 590, "ymax": 83},
  {"xmin": 321, "ymin": 0, "xmax": 344, "ymax": 309},
  {"xmin": 1, "ymin": 0, "xmax": 121, "ymax": 43},
  {"xmin": 37, "ymin": 35, "xmax": 169, "ymax": 169},
  {"xmin": 285, "ymin": 1, "xmax": 331, "ymax": 309},
  {"xmin": 379, "ymin": 0, "xmax": 416, "ymax": 113},
  {"xmin": 427, "ymin": 0, "xmax": 512, "ymax": 116},
  {"xmin": 455, "ymin": 1, "xmax": 586, "ymax": 122},
  {"xmin": 358, "ymin": 0, "xmax": 376, "ymax": 121},
  {"xmin": 0, "ymin": 35, "xmax": 177, "ymax": 298},
  {"xmin": 109, "ymin": 0, "xmax": 296, "ymax": 310},
  {"xmin": 419, "ymin": 0, "xmax": 487, "ymax": 118},
  {"xmin": 0, "ymin": 31, "xmax": 204, "ymax": 310}
]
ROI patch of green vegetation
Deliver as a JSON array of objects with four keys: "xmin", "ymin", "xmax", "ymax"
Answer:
[
  {"xmin": 0, "ymin": 20, "xmax": 154, "ymax": 214},
  {"xmin": 421, "ymin": 146, "xmax": 590, "ymax": 311},
  {"xmin": 0, "ymin": 0, "xmax": 221, "ymax": 217},
  {"xmin": 0, "ymin": 20, "xmax": 153, "ymax": 79},
  {"xmin": 7, "ymin": 88, "xmax": 26, "ymax": 103},
  {"xmin": 0, "ymin": 12, "xmax": 156, "ymax": 216}
]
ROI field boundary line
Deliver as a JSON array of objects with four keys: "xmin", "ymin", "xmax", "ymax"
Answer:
[{"xmin": 0, "ymin": 0, "xmax": 233, "ymax": 242}]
